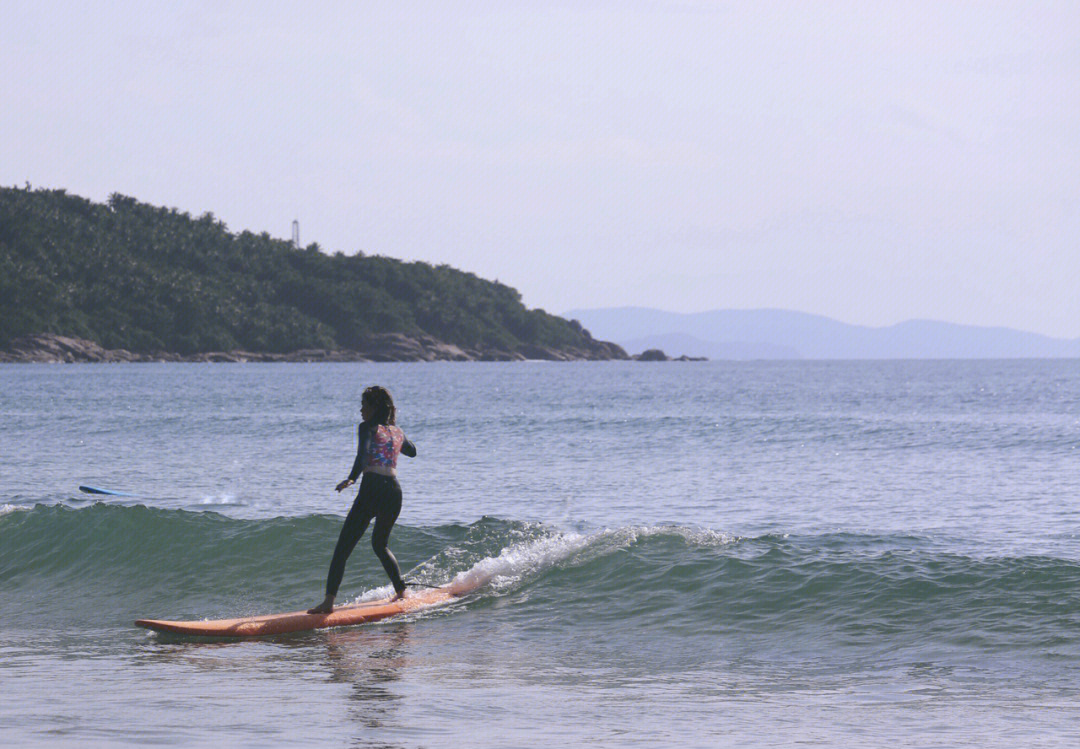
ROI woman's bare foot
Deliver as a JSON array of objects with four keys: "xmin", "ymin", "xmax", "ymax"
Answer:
[
  {"xmin": 392, "ymin": 589, "xmax": 407, "ymax": 601},
  {"xmin": 307, "ymin": 594, "xmax": 335, "ymax": 614}
]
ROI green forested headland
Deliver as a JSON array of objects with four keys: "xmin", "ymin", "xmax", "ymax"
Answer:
[{"xmin": 0, "ymin": 186, "xmax": 621, "ymax": 359}]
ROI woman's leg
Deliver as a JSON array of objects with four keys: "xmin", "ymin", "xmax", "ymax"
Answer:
[
  {"xmin": 370, "ymin": 477, "xmax": 405, "ymax": 596},
  {"xmin": 309, "ymin": 493, "xmax": 375, "ymax": 614},
  {"xmin": 324, "ymin": 490, "xmax": 375, "ymax": 598}
]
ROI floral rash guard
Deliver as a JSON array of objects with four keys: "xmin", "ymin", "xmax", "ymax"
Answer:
[{"xmin": 347, "ymin": 422, "xmax": 417, "ymax": 480}]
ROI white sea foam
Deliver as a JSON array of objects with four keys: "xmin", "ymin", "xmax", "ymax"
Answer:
[
  {"xmin": 0, "ymin": 504, "xmax": 31, "ymax": 517},
  {"xmin": 626, "ymin": 524, "xmax": 737, "ymax": 548},
  {"xmin": 350, "ymin": 523, "xmax": 734, "ymax": 604},
  {"xmin": 196, "ymin": 493, "xmax": 246, "ymax": 507},
  {"xmin": 350, "ymin": 530, "xmax": 592, "ymax": 604},
  {"xmin": 353, "ymin": 584, "xmax": 398, "ymax": 603},
  {"xmin": 448, "ymin": 529, "xmax": 593, "ymax": 594},
  {"xmin": 444, "ymin": 524, "xmax": 735, "ymax": 594}
]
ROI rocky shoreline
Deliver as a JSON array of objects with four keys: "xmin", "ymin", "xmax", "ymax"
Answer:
[
  {"xmin": 632, "ymin": 348, "xmax": 707, "ymax": 362},
  {"xmin": 0, "ymin": 333, "xmax": 632, "ymax": 364}
]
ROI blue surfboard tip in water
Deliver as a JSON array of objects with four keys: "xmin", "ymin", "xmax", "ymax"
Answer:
[{"xmin": 78, "ymin": 485, "xmax": 139, "ymax": 498}]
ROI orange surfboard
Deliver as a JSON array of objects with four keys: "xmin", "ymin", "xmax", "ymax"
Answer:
[{"xmin": 136, "ymin": 582, "xmax": 474, "ymax": 638}]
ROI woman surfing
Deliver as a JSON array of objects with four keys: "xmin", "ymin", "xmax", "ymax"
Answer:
[{"xmin": 308, "ymin": 385, "xmax": 416, "ymax": 614}]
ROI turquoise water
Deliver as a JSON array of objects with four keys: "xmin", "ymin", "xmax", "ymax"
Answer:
[{"xmin": 2, "ymin": 361, "xmax": 1079, "ymax": 747}]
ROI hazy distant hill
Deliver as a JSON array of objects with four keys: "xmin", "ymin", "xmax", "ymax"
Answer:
[{"xmin": 563, "ymin": 307, "xmax": 1080, "ymax": 359}]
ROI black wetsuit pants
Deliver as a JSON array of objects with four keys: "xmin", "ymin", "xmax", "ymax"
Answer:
[{"xmin": 324, "ymin": 473, "xmax": 405, "ymax": 597}]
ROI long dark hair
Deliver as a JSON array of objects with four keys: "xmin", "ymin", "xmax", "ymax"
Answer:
[{"xmin": 362, "ymin": 385, "xmax": 396, "ymax": 426}]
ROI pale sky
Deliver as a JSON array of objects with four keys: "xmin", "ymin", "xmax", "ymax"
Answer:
[{"xmin": 3, "ymin": 1, "xmax": 1078, "ymax": 337}]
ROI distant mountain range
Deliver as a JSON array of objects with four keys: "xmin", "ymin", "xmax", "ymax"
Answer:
[{"xmin": 563, "ymin": 307, "xmax": 1080, "ymax": 359}]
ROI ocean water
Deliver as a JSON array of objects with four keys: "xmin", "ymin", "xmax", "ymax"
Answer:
[{"xmin": 1, "ymin": 360, "xmax": 1079, "ymax": 747}]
